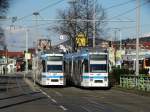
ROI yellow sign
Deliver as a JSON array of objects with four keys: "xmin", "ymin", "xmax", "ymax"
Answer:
[{"xmin": 76, "ymin": 33, "xmax": 88, "ymax": 47}]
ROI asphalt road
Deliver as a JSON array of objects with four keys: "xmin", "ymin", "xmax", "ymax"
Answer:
[
  {"xmin": 0, "ymin": 74, "xmax": 150, "ymax": 112},
  {"xmin": 40, "ymin": 86, "xmax": 150, "ymax": 112}
]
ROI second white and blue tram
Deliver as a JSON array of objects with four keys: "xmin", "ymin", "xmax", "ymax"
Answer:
[
  {"xmin": 34, "ymin": 51, "xmax": 65, "ymax": 86},
  {"xmin": 64, "ymin": 48, "xmax": 109, "ymax": 88}
]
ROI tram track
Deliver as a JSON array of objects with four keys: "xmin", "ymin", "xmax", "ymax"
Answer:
[{"xmin": 23, "ymin": 76, "xmax": 150, "ymax": 112}]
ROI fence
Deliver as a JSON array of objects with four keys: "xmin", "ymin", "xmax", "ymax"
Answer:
[
  {"xmin": 120, "ymin": 75, "xmax": 150, "ymax": 92},
  {"xmin": 0, "ymin": 64, "xmax": 16, "ymax": 75},
  {"xmin": 0, "ymin": 65, "xmax": 5, "ymax": 75}
]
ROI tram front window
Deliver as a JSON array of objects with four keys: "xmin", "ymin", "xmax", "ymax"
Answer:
[
  {"xmin": 90, "ymin": 54, "xmax": 107, "ymax": 61},
  {"xmin": 47, "ymin": 65, "xmax": 62, "ymax": 72},
  {"xmin": 90, "ymin": 64, "xmax": 107, "ymax": 73},
  {"xmin": 47, "ymin": 56, "xmax": 62, "ymax": 61}
]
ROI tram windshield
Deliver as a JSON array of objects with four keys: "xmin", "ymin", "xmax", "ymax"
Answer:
[
  {"xmin": 90, "ymin": 54, "xmax": 107, "ymax": 61},
  {"xmin": 90, "ymin": 64, "xmax": 107, "ymax": 73},
  {"xmin": 47, "ymin": 56, "xmax": 63, "ymax": 61},
  {"xmin": 47, "ymin": 65, "xmax": 62, "ymax": 72}
]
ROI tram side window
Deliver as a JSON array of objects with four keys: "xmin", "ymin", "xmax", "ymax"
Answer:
[
  {"xmin": 73, "ymin": 61, "xmax": 76, "ymax": 74},
  {"xmin": 63, "ymin": 61, "xmax": 66, "ymax": 72},
  {"xmin": 78, "ymin": 60, "xmax": 82, "ymax": 74},
  {"xmin": 69, "ymin": 61, "xmax": 72, "ymax": 73},
  {"xmin": 83, "ymin": 59, "xmax": 88, "ymax": 73},
  {"xmin": 42, "ymin": 60, "xmax": 46, "ymax": 72}
]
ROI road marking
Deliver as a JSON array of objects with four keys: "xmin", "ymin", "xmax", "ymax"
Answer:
[
  {"xmin": 87, "ymin": 100, "xmax": 105, "ymax": 110},
  {"xmin": 47, "ymin": 95, "xmax": 51, "ymax": 98},
  {"xmin": 39, "ymin": 88, "xmax": 52, "ymax": 99},
  {"xmin": 60, "ymin": 105, "xmax": 67, "ymax": 111},
  {"xmin": 24, "ymin": 79, "xmax": 68, "ymax": 111},
  {"xmin": 81, "ymin": 106, "xmax": 91, "ymax": 112},
  {"xmin": 42, "ymin": 91, "xmax": 47, "ymax": 95},
  {"xmin": 51, "ymin": 99, "xmax": 57, "ymax": 103}
]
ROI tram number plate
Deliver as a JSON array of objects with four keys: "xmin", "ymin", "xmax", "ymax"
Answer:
[
  {"xmin": 51, "ymin": 79, "xmax": 58, "ymax": 82},
  {"xmin": 95, "ymin": 80, "xmax": 103, "ymax": 83}
]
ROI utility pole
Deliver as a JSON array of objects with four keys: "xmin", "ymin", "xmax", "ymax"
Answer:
[
  {"xmin": 93, "ymin": 0, "xmax": 96, "ymax": 48},
  {"xmin": 33, "ymin": 12, "xmax": 39, "ymax": 41},
  {"xmin": 114, "ymin": 29, "xmax": 117, "ymax": 67},
  {"xmin": 33, "ymin": 12, "xmax": 39, "ymax": 85},
  {"xmin": 119, "ymin": 29, "xmax": 122, "ymax": 50},
  {"xmin": 86, "ymin": 0, "xmax": 89, "ymax": 45},
  {"xmin": 136, "ymin": 0, "xmax": 140, "ymax": 76},
  {"xmin": 119, "ymin": 29, "xmax": 122, "ymax": 68},
  {"xmin": 25, "ymin": 29, "xmax": 29, "ymax": 78}
]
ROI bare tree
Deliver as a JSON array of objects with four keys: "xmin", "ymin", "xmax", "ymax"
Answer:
[
  {"xmin": 0, "ymin": 0, "xmax": 10, "ymax": 16},
  {"xmin": 53, "ymin": 0, "xmax": 107, "ymax": 48},
  {"xmin": 0, "ymin": 27, "xmax": 5, "ymax": 46},
  {"xmin": 0, "ymin": 0, "xmax": 10, "ymax": 49}
]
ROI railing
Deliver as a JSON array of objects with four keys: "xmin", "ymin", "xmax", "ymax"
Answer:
[
  {"xmin": 120, "ymin": 75, "xmax": 150, "ymax": 92},
  {"xmin": 0, "ymin": 65, "xmax": 16, "ymax": 75}
]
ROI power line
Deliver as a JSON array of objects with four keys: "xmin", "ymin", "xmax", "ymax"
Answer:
[
  {"xmin": 17, "ymin": 0, "xmax": 65, "ymax": 22},
  {"xmin": 108, "ymin": 0, "xmax": 150, "ymax": 20},
  {"xmin": 105, "ymin": 0, "xmax": 135, "ymax": 10},
  {"xmin": 37, "ymin": 0, "xmax": 64, "ymax": 12},
  {"xmin": 110, "ymin": 24, "xmax": 150, "ymax": 30}
]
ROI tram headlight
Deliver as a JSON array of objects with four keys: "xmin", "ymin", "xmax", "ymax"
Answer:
[
  {"xmin": 60, "ymin": 78, "xmax": 63, "ymax": 81},
  {"xmin": 104, "ymin": 77, "xmax": 107, "ymax": 81},
  {"xmin": 90, "ymin": 78, "xmax": 93, "ymax": 81}
]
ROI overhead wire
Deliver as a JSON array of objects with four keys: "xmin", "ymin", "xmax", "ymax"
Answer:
[
  {"xmin": 16, "ymin": 0, "xmax": 65, "ymax": 22},
  {"xmin": 110, "ymin": 24, "xmax": 150, "ymax": 30},
  {"xmin": 108, "ymin": 0, "xmax": 150, "ymax": 20},
  {"xmin": 105, "ymin": 0, "xmax": 135, "ymax": 10}
]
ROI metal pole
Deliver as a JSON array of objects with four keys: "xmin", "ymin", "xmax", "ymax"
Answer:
[
  {"xmin": 119, "ymin": 29, "xmax": 122, "ymax": 69},
  {"xmin": 33, "ymin": 12, "xmax": 39, "ymax": 85},
  {"xmin": 119, "ymin": 29, "xmax": 122, "ymax": 50},
  {"xmin": 114, "ymin": 29, "xmax": 117, "ymax": 67},
  {"xmin": 93, "ymin": 0, "xmax": 96, "ymax": 48},
  {"xmin": 25, "ymin": 29, "xmax": 28, "ymax": 78},
  {"xmin": 136, "ymin": 0, "xmax": 140, "ymax": 76},
  {"xmin": 33, "ymin": 12, "xmax": 39, "ymax": 39}
]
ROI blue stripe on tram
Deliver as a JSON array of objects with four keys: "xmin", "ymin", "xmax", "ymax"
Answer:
[{"xmin": 82, "ymin": 76, "xmax": 107, "ymax": 79}]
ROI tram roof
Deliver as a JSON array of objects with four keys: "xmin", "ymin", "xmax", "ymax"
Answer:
[
  {"xmin": 37, "ymin": 49, "xmax": 63, "ymax": 58},
  {"xmin": 80, "ymin": 47, "xmax": 108, "ymax": 53},
  {"xmin": 64, "ymin": 47, "xmax": 108, "ymax": 59}
]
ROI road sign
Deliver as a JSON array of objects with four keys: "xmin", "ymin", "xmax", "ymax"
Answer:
[
  {"xmin": 60, "ymin": 35, "xmax": 64, "ymax": 40},
  {"xmin": 25, "ymin": 53, "xmax": 31, "ymax": 59}
]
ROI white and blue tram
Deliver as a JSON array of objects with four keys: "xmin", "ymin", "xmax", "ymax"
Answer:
[
  {"xmin": 64, "ymin": 48, "xmax": 109, "ymax": 87},
  {"xmin": 34, "ymin": 51, "xmax": 65, "ymax": 86}
]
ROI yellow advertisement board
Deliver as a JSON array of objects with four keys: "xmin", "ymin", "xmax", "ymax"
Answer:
[{"xmin": 76, "ymin": 33, "xmax": 88, "ymax": 47}]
